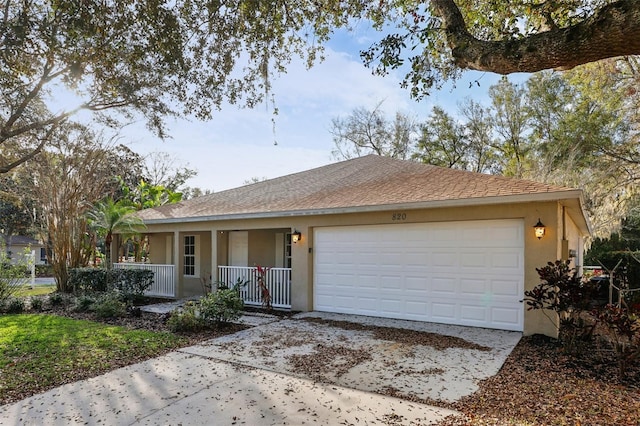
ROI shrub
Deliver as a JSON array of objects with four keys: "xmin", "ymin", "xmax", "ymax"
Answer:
[
  {"xmin": 112, "ymin": 269, "xmax": 153, "ymax": 302},
  {"xmin": 30, "ymin": 297, "xmax": 44, "ymax": 311},
  {"xmin": 167, "ymin": 289, "xmax": 244, "ymax": 331},
  {"xmin": 199, "ymin": 289, "xmax": 244, "ymax": 324},
  {"xmin": 68, "ymin": 268, "xmax": 153, "ymax": 302},
  {"xmin": 167, "ymin": 302, "xmax": 204, "ymax": 332},
  {"xmin": 593, "ymin": 304, "xmax": 640, "ymax": 378},
  {"xmin": 74, "ymin": 295, "xmax": 96, "ymax": 312},
  {"xmin": 69, "ymin": 268, "xmax": 108, "ymax": 293},
  {"xmin": 48, "ymin": 292, "xmax": 64, "ymax": 306},
  {"xmin": 6, "ymin": 298, "xmax": 25, "ymax": 314},
  {"xmin": 93, "ymin": 292, "xmax": 127, "ymax": 318},
  {"xmin": 524, "ymin": 260, "xmax": 598, "ymax": 353}
]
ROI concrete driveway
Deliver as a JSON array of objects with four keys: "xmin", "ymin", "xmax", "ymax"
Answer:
[
  {"xmin": 0, "ymin": 312, "xmax": 520, "ymax": 425},
  {"xmin": 185, "ymin": 312, "xmax": 522, "ymax": 403}
]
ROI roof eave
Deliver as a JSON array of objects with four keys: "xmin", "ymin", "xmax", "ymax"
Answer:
[{"xmin": 137, "ymin": 190, "xmax": 585, "ymax": 226}]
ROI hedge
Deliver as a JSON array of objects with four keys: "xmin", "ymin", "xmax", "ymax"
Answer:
[{"xmin": 68, "ymin": 268, "xmax": 153, "ymax": 301}]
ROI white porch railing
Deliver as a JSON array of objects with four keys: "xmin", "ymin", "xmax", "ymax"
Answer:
[
  {"xmin": 218, "ymin": 266, "xmax": 291, "ymax": 309},
  {"xmin": 113, "ymin": 263, "xmax": 176, "ymax": 298}
]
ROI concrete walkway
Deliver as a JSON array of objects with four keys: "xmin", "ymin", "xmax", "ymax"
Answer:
[
  {"xmin": 0, "ymin": 312, "xmax": 466, "ymax": 425},
  {"xmin": 0, "ymin": 350, "xmax": 459, "ymax": 425}
]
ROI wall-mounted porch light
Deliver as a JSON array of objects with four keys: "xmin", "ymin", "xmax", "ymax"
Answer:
[
  {"xmin": 291, "ymin": 230, "xmax": 302, "ymax": 243},
  {"xmin": 534, "ymin": 219, "xmax": 546, "ymax": 240}
]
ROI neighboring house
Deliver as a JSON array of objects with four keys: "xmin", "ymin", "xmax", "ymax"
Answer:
[
  {"xmin": 118, "ymin": 155, "xmax": 590, "ymax": 337},
  {"xmin": 2, "ymin": 235, "xmax": 47, "ymax": 265}
]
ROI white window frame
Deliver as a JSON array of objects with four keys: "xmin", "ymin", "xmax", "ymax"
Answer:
[{"xmin": 183, "ymin": 235, "xmax": 200, "ymax": 277}]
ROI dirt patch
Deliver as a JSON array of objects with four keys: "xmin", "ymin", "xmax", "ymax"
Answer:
[
  {"xmin": 287, "ymin": 344, "xmax": 373, "ymax": 381},
  {"xmin": 298, "ymin": 317, "xmax": 491, "ymax": 351}
]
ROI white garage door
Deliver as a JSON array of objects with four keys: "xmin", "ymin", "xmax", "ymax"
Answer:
[{"xmin": 313, "ymin": 219, "xmax": 524, "ymax": 331}]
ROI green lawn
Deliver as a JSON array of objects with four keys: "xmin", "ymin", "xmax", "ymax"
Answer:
[
  {"xmin": 14, "ymin": 284, "xmax": 56, "ymax": 297},
  {"xmin": 0, "ymin": 314, "xmax": 187, "ymax": 404}
]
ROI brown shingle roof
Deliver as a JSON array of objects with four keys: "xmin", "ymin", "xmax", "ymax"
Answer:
[{"xmin": 137, "ymin": 155, "xmax": 578, "ymax": 222}]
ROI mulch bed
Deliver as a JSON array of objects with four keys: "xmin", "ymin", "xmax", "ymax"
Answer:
[
  {"xmin": 45, "ymin": 305, "xmax": 247, "ymax": 347},
  {"xmin": 438, "ymin": 335, "xmax": 640, "ymax": 425}
]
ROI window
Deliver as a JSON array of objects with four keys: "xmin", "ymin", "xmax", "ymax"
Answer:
[
  {"xmin": 184, "ymin": 235, "xmax": 196, "ymax": 276},
  {"xmin": 40, "ymin": 247, "xmax": 48, "ymax": 264}
]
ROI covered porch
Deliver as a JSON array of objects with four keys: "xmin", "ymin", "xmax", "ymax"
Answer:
[{"xmin": 115, "ymin": 227, "xmax": 295, "ymax": 309}]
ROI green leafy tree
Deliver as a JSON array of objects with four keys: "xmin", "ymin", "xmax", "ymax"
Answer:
[
  {"xmin": 0, "ymin": 0, "xmax": 340, "ymax": 173},
  {"xmin": 488, "ymin": 78, "xmax": 532, "ymax": 178},
  {"xmin": 87, "ymin": 198, "xmax": 144, "ymax": 269},
  {"xmin": 459, "ymin": 99, "xmax": 500, "ymax": 174},
  {"xmin": 524, "ymin": 69, "xmax": 632, "ymax": 237},
  {"xmin": 116, "ymin": 179, "xmax": 183, "ymax": 261},
  {"xmin": 414, "ymin": 106, "xmax": 468, "ymax": 169},
  {"xmin": 5, "ymin": 1, "xmax": 633, "ymax": 174},
  {"xmin": 0, "ymin": 190, "xmax": 33, "ymax": 245},
  {"xmin": 120, "ymin": 180, "xmax": 183, "ymax": 211}
]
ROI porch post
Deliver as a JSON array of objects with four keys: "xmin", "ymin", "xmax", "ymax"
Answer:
[
  {"xmin": 211, "ymin": 229, "xmax": 218, "ymax": 289},
  {"xmin": 291, "ymin": 225, "xmax": 312, "ymax": 311},
  {"xmin": 173, "ymin": 231, "xmax": 181, "ymax": 298}
]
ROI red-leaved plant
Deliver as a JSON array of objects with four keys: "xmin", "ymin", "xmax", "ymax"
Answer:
[
  {"xmin": 255, "ymin": 265, "xmax": 272, "ymax": 310},
  {"xmin": 523, "ymin": 260, "xmax": 598, "ymax": 353}
]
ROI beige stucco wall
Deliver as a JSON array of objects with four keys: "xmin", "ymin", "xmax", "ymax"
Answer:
[
  {"xmin": 147, "ymin": 233, "xmax": 171, "ymax": 264},
  {"xmin": 139, "ymin": 199, "xmax": 588, "ymax": 337},
  {"xmin": 248, "ymin": 229, "xmax": 278, "ymax": 267}
]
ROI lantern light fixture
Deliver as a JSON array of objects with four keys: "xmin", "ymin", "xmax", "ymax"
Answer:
[
  {"xmin": 291, "ymin": 230, "xmax": 302, "ymax": 243},
  {"xmin": 534, "ymin": 219, "xmax": 546, "ymax": 240}
]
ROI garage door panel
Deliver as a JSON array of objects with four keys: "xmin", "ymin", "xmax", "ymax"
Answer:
[
  {"xmin": 491, "ymin": 279, "xmax": 521, "ymax": 297},
  {"xmin": 490, "ymin": 307, "xmax": 522, "ymax": 329},
  {"xmin": 406, "ymin": 301, "xmax": 428, "ymax": 315},
  {"xmin": 380, "ymin": 299, "xmax": 403, "ymax": 314},
  {"xmin": 491, "ymin": 251, "xmax": 521, "ymax": 268},
  {"xmin": 405, "ymin": 276, "xmax": 428, "ymax": 291},
  {"xmin": 432, "ymin": 252, "xmax": 457, "ymax": 267},
  {"xmin": 314, "ymin": 220, "xmax": 524, "ymax": 331},
  {"xmin": 380, "ymin": 275, "xmax": 402, "ymax": 289},
  {"xmin": 432, "ymin": 302, "xmax": 457, "ymax": 320},
  {"xmin": 432, "ymin": 277, "xmax": 457, "ymax": 294},
  {"xmin": 460, "ymin": 278, "xmax": 487, "ymax": 295},
  {"xmin": 460, "ymin": 251, "xmax": 488, "ymax": 268}
]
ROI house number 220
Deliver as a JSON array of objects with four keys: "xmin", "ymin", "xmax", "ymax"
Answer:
[{"xmin": 392, "ymin": 213, "xmax": 407, "ymax": 221}]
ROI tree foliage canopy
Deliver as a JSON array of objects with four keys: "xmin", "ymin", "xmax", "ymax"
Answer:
[{"xmin": 2, "ymin": 1, "xmax": 637, "ymax": 172}]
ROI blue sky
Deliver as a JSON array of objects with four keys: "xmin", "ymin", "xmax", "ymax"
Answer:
[{"xmin": 63, "ymin": 27, "xmax": 526, "ymax": 192}]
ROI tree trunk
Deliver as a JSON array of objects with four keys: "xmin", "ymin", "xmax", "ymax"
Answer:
[{"xmin": 105, "ymin": 232, "xmax": 112, "ymax": 270}]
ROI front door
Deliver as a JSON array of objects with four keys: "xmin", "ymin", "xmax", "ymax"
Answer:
[{"xmin": 229, "ymin": 231, "xmax": 248, "ymax": 267}]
